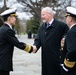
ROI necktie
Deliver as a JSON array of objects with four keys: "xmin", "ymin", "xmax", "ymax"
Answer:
[{"xmin": 47, "ymin": 23, "xmax": 50, "ymax": 28}]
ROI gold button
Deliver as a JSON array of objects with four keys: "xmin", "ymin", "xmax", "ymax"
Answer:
[{"xmin": 67, "ymin": 59, "xmax": 69, "ymax": 61}]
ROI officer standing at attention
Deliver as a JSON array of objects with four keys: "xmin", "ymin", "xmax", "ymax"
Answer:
[
  {"xmin": 61, "ymin": 6, "xmax": 76, "ymax": 75},
  {"xmin": 0, "ymin": 8, "xmax": 33, "ymax": 75}
]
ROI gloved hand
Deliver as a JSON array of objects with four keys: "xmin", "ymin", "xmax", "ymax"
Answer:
[{"xmin": 60, "ymin": 64, "xmax": 69, "ymax": 72}]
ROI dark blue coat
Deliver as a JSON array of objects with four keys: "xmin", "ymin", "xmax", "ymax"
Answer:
[
  {"xmin": 63, "ymin": 25, "xmax": 76, "ymax": 75},
  {"xmin": 0, "ymin": 24, "xmax": 26, "ymax": 71}
]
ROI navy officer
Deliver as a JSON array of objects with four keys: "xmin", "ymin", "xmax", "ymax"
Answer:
[{"xmin": 0, "ymin": 8, "xmax": 33, "ymax": 75}]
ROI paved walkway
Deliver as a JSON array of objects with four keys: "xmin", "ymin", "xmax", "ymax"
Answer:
[{"xmin": 10, "ymin": 35, "xmax": 41, "ymax": 75}]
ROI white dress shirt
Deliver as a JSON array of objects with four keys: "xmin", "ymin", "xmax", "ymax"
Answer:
[
  {"xmin": 47, "ymin": 18, "xmax": 54, "ymax": 28},
  {"xmin": 70, "ymin": 23, "xmax": 76, "ymax": 29},
  {"xmin": 4, "ymin": 22, "xmax": 12, "ymax": 29}
]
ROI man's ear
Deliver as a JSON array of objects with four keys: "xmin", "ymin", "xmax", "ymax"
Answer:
[
  {"xmin": 7, "ymin": 16, "xmax": 11, "ymax": 21},
  {"xmin": 69, "ymin": 16, "xmax": 73, "ymax": 22}
]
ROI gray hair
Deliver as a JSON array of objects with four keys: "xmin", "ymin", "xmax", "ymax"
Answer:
[{"xmin": 41, "ymin": 7, "xmax": 53, "ymax": 15}]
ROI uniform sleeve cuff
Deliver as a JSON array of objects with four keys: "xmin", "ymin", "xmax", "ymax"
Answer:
[
  {"xmin": 64, "ymin": 58, "xmax": 75, "ymax": 68},
  {"xmin": 24, "ymin": 44, "xmax": 33, "ymax": 53}
]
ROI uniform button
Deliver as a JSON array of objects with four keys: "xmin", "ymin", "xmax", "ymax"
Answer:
[
  {"xmin": 66, "ymin": 59, "xmax": 69, "ymax": 61},
  {"xmin": 60, "ymin": 48, "xmax": 63, "ymax": 51},
  {"xmin": 59, "ymin": 56, "xmax": 61, "ymax": 58}
]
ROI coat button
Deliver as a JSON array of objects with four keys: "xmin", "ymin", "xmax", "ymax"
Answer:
[{"xmin": 45, "ymin": 32, "xmax": 46, "ymax": 34}]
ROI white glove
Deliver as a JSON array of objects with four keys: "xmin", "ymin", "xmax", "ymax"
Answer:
[{"xmin": 60, "ymin": 64, "xmax": 69, "ymax": 72}]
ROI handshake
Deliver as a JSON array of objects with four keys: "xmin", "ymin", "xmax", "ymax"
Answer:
[{"xmin": 24, "ymin": 44, "xmax": 37, "ymax": 53}]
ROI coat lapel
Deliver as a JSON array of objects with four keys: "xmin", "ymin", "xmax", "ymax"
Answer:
[{"xmin": 45, "ymin": 19, "xmax": 58, "ymax": 42}]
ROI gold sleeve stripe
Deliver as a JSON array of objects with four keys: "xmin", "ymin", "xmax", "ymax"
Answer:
[
  {"xmin": 24, "ymin": 44, "xmax": 31, "ymax": 52},
  {"xmin": 64, "ymin": 58, "xmax": 75, "ymax": 68}
]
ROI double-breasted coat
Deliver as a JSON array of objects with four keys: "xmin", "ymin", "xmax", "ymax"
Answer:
[
  {"xmin": 34, "ymin": 19, "xmax": 69, "ymax": 75},
  {"xmin": 0, "ymin": 24, "xmax": 31, "ymax": 71},
  {"xmin": 61, "ymin": 25, "xmax": 76, "ymax": 75}
]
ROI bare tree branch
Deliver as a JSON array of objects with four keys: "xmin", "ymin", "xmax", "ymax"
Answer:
[{"xmin": 17, "ymin": 0, "xmax": 72, "ymax": 22}]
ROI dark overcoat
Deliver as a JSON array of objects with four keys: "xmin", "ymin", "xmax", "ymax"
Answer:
[
  {"xmin": 34, "ymin": 19, "xmax": 69, "ymax": 75},
  {"xmin": 0, "ymin": 24, "xmax": 26, "ymax": 71}
]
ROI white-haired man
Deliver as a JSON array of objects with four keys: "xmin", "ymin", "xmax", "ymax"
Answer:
[{"xmin": 33, "ymin": 7, "xmax": 69, "ymax": 75}]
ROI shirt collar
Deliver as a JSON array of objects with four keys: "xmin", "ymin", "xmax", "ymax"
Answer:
[
  {"xmin": 49, "ymin": 18, "xmax": 54, "ymax": 25},
  {"xmin": 46, "ymin": 18, "xmax": 54, "ymax": 28},
  {"xmin": 70, "ymin": 23, "xmax": 76, "ymax": 29},
  {"xmin": 4, "ymin": 22, "xmax": 12, "ymax": 29}
]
